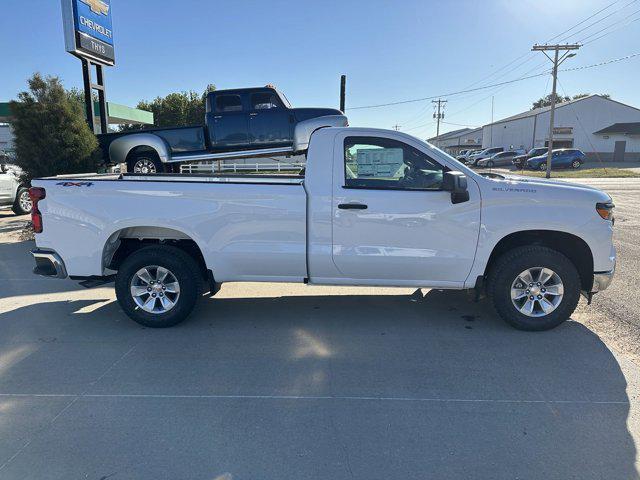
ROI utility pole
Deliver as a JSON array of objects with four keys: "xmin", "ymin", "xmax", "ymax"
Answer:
[
  {"xmin": 532, "ymin": 43, "xmax": 580, "ymax": 178},
  {"xmin": 339, "ymin": 75, "xmax": 346, "ymax": 112},
  {"xmin": 432, "ymin": 99, "xmax": 447, "ymax": 147},
  {"xmin": 392, "ymin": 124, "xmax": 402, "ymax": 131}
]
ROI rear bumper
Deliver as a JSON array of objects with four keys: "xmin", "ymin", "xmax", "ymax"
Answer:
[{"xmin": 31, "ymin": 249, "xmax": 68, "ymax": 279}]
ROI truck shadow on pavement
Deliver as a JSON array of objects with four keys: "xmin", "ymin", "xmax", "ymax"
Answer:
[{"xmin": 0, "ymin": 288, "xmax": 637, "ymax": 479}]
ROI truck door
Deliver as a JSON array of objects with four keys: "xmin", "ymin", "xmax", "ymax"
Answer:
[
  {"xmin": 331, "ymin": 133, "xmax": 481, "ymax": 285},
  {"xmin": 209, "ymin": 93, "xmax": 249, "ymax": 150},
  {"xmin": 248, "ymin": 91, "xmax": 292, "ymax": 147}
]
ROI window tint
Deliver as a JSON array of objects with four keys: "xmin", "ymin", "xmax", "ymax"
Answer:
[
  {"xmin": 251, "ymin": 92, "xmax": 281, "ymax": 110},
  {"xmin": 344, "ymin": 136, "xmax": 444, "ymax": 190},
  {"xmin": 215, "ymin": 95, "xmax": 242, "ymax": 112}
]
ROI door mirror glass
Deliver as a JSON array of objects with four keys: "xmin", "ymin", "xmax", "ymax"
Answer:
[{"xmin": 442, "ymin": 171, "xmax": 469, "ymax": 204}]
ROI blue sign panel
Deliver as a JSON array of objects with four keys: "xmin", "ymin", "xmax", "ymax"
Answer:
[
  {"xmin": 74, "ymin": 0, "xmax": 114, "ymax": 46},
  {"xmin": 62, "ymin": 0, "xmax": 115, "ymax": 65}
]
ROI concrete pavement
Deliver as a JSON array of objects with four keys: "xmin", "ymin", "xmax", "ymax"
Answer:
[{"xmin": 1, "ymin": 186, "xmax": 640, "ymax": 479}]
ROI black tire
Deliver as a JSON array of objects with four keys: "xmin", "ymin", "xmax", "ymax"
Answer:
[
  {"xmin": 487, "ymin": 246, "xmax": 581, "ymax": 331},
  {"xmin": 539, "ymin": 162, "xmax": 547, "ymax": 171},
  {"xmin": 571, "ymin": 160, "xmax": 581, "ymax": 169},
  {"xmin": 127, "ymin": 153, "xmax": 164, "ymax": 174},
  {"xmin": 486, "ymin": 160, "xmax": 494, "ymax": 168},
  {"xmin": 115, "ymin": 245, "xmax": 202, "ymax": 327},
  {"xmin": 12, "ymin": 187, "xmax": 31, "ymax": 215}
]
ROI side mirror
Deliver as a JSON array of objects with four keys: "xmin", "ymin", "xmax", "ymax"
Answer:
[{"xmin": 442, "ymin": 171, "xmax": 469, "ymax": 204}]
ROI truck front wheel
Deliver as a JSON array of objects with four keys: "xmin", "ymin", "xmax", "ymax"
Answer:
[
  {"xmin": 115, "ymin": 245, "xmax": 201, "ymax": 327},
  {"xmin": 488, "ymin": 246, "xmax": 581, "ymax": 331}
]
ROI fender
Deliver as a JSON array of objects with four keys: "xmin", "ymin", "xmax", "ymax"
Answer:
[
  {"xmin": 109, "ymin": 133, "xmax": 171, "ymax": 165},
  {"xmin": 293, "ymin": 115, "xmax": 348, "ymax": 152}
]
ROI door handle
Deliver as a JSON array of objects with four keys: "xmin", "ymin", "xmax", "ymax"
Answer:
[
  {"xmin": 213, "ymin": 115, "xmax": 222, "ymax": 119},
  {"xmin": 249, "ymin": 113, "xmax": 258, "ymax": 117},
  {"xmin": 338, "ymin": 203, "xmax": 368, "ymax": 210}
]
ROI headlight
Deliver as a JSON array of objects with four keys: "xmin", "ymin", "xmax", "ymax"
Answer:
[{"xmin": 596, "ymin": 202, "xmax": 615, "ymax": 222}]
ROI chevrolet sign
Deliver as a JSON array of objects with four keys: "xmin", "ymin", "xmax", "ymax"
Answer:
[{"xmin": 62, "ymin": 0, "xmax": 115, "ymax": 65}]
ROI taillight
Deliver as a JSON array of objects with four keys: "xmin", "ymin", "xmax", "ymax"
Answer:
[
  {"xmin": 596, "ymin": 201, "xmax": 614, "ymax": 222},
  {"xmin": 28, "ymin": 187, "xmax": 46, "ymax": 233}
]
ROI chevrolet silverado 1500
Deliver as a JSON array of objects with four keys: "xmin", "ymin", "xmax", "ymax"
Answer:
[
  {"xmin": 99, "ymin": 86, "xmax": 347, "ymax": 173},
  {"xmin": 30, "ymin": 127, "xmax": 615, "ymax": 331}
]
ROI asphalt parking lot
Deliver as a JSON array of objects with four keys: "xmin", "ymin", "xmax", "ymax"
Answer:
[{"xmin": 1, "ymin": 177, "xmax": 640, "ymax": 479}]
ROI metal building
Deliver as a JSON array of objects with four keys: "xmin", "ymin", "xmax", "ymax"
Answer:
[{"xmin": 481, "ymin": 95, "xmax": 640, "ymax": 161}]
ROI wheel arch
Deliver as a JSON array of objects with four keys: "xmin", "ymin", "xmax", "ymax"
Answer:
[
  {"xmin": 483, "ymin": 230, "xmax": 594, "ymax": 292},
  {"xmin": 108, "ymin": 133, "xmax": 171, "ymax": 165},
  {"xmin": 102, "ymin": 226, "xmax": 208, "ymax": 280}
]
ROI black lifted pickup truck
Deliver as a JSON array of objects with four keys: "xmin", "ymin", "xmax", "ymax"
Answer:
[{"xmin": 99, "ymin": 86, "xmax": 348, "ymax": 173}]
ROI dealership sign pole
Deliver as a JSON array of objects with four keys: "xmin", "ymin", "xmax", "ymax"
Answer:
[{"xmin": 61, "ymin": 0, "xmax": 115, "ymax": 134}]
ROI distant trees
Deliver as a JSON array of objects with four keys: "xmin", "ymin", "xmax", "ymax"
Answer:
[
  {"xmin": 10, "ymin": 73, "xmax": 100, "ymax": 182},
  {"xmin": 120, "ymin": 84, "xmax": 215, "ymax": 131},
  {"xmin": 531, "ymin": 92, "xmax": 610, "ymax": 110}
]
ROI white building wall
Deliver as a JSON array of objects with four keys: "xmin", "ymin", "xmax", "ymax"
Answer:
[
  {"xmin": 483, "ymin": 116, "xmax": 535, "ymax": 150},
  {"xmin": 533, "ymin": 96, "xmax": 640, "ymax": 156},
  {"xmin": 0, "ymin": 125, "xmax": 14, "ymax": 153}
]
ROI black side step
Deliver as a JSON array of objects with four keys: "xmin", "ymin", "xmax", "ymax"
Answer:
[{"xmin": 70, "ymin": 275, "xmax": 115, "ymax": 289}]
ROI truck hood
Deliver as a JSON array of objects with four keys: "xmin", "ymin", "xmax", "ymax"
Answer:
[
  {"xmin": 293, "ymin": 108, "xmax": 344, "ymax": 121},
  {"xmin": 484, "ymin": 172, "xmax": 611, "ymax": 202}
]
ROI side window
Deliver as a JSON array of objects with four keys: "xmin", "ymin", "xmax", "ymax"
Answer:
[
  {"xmin": 215, "ymin": 95, "xmax": 242, "ymax": 113},
  {"xmin": 251, "ymin": 92, "xmax": 281, "ymax": 110},
  {"xmin": 344, "ymin": 136, "xmax": 445, "ymax": 190}
]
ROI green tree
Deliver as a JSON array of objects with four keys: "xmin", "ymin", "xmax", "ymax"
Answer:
[
  {"xmin": 531, "ymin": 92, "xmax": 610, "ymax": 109},
  {"xmin": 120, "ymin": 84, "xmax": 215, "ymax": 131},
  {"xmin": 10, "ymin": 74, "xmax": 100, "ymax": 183}
]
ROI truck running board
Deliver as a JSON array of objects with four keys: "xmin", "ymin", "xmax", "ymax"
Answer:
[{"xmin": 167, "ymin": 146, "xmax": 296, "ymax": 163}]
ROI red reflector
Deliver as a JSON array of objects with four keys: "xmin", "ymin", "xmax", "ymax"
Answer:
[{"xmin": 28, "ymin": 187, "xmax": 46, "ymax": 233}]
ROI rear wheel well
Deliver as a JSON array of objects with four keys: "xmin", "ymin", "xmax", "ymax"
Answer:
[
  {"xmin": 125, "ymin": 146, "xmax": 160, "ymax": 163},
  {"xmin": 484, "ymin": 230, "xmax": 594, "ymax": 292},
  {"xmin": 105, "ymin": 232, "xmax": 207, "ymax": 282}
]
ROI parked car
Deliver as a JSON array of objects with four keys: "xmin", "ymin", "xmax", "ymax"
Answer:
[
  {"xmin": 476, "ymin": 150, "xmax": 523, "ymax": 168},
  {"xmin": 30, "ymin": 127, "xmax": 615, "ymax": 332},
  {"xmin": 455, "ymin": 150, "xmax": 469, "ymax": 161},
  {"xmin": 527, "ymin": 149, "xmax": 586, "ymax": 170},
  {"xmin": 467, "ymin": 147, "xmax": 504, "ymax": 166},
  {"xmin": 0, "ymin": 162, "xmax": 31, "ymax": 215},
  {"xmin": 512, "ymin": 147, "xmax": 548, "ymax": 169},
  {"xmin": 98, "ymin": 86, "xmax": 348, "ymax": 173}
]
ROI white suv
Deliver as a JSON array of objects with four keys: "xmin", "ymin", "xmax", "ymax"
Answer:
[{"xmin": 0, "ymin": 162, "xmax": 31, "ymax": 215}]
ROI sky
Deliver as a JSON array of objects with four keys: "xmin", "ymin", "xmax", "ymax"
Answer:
[{"xmin": 1, "ymin": 0, "xmax": 639, "ymax": 139}]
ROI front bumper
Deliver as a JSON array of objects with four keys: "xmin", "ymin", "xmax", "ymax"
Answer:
[
  {"xmin": 31, "ymin": 249, "xmax": 68, "ymax": 279},
  {"xmin": 592, "ymin": 269, "xmax": 615, "ymax": 293}
]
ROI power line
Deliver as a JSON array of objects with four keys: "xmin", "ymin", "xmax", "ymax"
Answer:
[
  {"xmin": 580, "ymin": 9, "xmax": 640, "ymax": 43},
  {"xmin": 546, "ymin": 0, "xmax": 622, "ymax": 41},
  {"xmin": 564, "ymin": 0, "xmax": 638, "ymax": 40},
  {"xmin": 398, "ymin": 2, "xmax": 635, "ymax": 130},
  {"xmin": 561, "ymin": 51, "xmax": 640, "ymax": 71},
  {"xmin": 347, "ymin": 70, "xmax": 550, "ymax": 110}
]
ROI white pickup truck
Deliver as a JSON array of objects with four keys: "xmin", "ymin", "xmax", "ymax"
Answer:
[{"xmin": 29, "ymin": 127, "xmax": 616, "ymax": 331}]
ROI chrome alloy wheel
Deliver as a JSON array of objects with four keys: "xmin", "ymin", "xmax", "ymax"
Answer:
[
  {"xmin": 19, "ymin": 190, "xmax": 32, "ymax": 213},
  {"xmin": 130, "ymin": 266, "xmax": 180, "ymax": 314},
  {"xmin": 510, "ymin": 267, "xmax": 564, "ymax": 317},
  {"xmin": 133, "ymin": 158, "xmax": 157, "ymax": 174}
]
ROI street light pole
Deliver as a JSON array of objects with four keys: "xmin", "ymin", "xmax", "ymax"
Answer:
[{"xmin": 532, "ymin": 43, "xmax": 580, "ymax": 178}]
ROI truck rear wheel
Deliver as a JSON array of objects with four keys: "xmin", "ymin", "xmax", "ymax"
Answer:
[
  {"xmin": 487, "ymin": 246, "xmax": 580, "ymax": 331},
  {"xmin": 115, "ymin": 245, "xmax": 201, "ymax": 328},
  {"xmin": 127, "ymin": 154, "xmax": 164, "ymax": 174}
]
